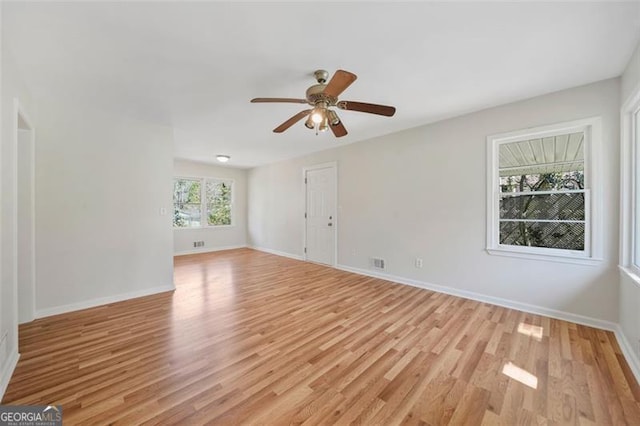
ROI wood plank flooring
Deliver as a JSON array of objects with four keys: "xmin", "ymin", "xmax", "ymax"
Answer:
[{"xmin": 3, "ymin": 248, "xmax": 640, "ymax": 425}]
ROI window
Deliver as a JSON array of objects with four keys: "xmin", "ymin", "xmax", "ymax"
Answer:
[
  {"xmin": 173, "ymin": 177, "xmax": 233, "ymax": 228},
  {"xmin": 621, "ymin": 88, "xmax": 640, "ymax": 278},
  {"xmin": 173, "ymin": 178, "xmax": 201, "ymax": 228},
  {"xmin": 487, "ymin": 118, "xmax": 602, "ymax": 263},
  {"xmin": 206, "ymin": 180, "xmax": 232, "ymax": 226}
]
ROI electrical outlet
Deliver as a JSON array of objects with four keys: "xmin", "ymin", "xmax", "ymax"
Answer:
[{"xmin": 415, "ymin": 258, "xmax": 423, "ymax": 268}]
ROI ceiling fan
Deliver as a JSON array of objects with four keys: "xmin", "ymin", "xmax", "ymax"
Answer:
[{"xmin": 250, "ymin": 69, "xmax": 396, "ymax": 138}]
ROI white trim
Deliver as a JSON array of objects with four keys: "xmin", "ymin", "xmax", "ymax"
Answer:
[
  {"xmin": 174, "ymin": 244, "xmax": 247, "ymax": 256},
  {"xmin": 486, "ymin": 117, "xmax": 603, "ymax": 263},
  {"xmin": 0, "ymin": 349, "xmax": 19, "ymax": 400},
  {"xmin": 303, "ymin": 162, "xmax": 338, "ymax": 266},
  {"xmin": 614, "ymin": 324, "xmax": 640, "ymax": 386},
  {"xmin": 619, "ymin": 265, "xmax": 640, "ymax": 289},
  {"xmin": 173, "ymin": 224, "xmax": 236, "ymax": 231},
  {"xmin": 248, "ymin": 246, "xmax": 304, "ymax": 261},
  {"xmin": 486, "ymin": 247, "xmax": 601, "ymax": 266},
  {"xmin": 335, "ymin": 263, "xmax": 618, "ymax": 332},
  {"xmin": 620, "ymin": 87, "xmax": 640, "ymax": 270},
  {"xmin": 13, "ymin": 99, "xmax": 36, "ymax": 326},
  {"xmin": 34, "ymin": 285, "xmax": 175, "ymax": 319},
  {"xmin": 500, "ymin": 188, "xmax": 585, "ymax": 197},
  {"xmin": 498, "ymin": 218, "xmax": 585, "ymax": 224},
  {"xmin": 617, "ymin": 85, "xmax": 640, "ymax": 387}
]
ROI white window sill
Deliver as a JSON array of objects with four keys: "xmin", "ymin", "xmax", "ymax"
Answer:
[
  {"xmin": 486, "ymin": 247, "xmax": 602, "ymax": 266},
  {"xmin": 173, "ymin": 225, "xmax": 235, "ymax": 231},
  {"xmin": 619, "ymin": 266, "xmax": 640, "ymax": 289}
]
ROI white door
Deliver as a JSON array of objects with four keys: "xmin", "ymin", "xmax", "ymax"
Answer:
[{"xmin": 305, "ymin": 166, "xmax": 336, "ymax": 266}]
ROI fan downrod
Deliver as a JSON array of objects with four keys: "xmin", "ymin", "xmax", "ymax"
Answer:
[{"xmin": 314, "ymin": 70, "xmax": 329, "ymax": 84}]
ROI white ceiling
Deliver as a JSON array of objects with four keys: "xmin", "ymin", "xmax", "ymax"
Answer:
[{"xmin": 4, "ymin": 1, "xmax": 640, "ymax": 168}]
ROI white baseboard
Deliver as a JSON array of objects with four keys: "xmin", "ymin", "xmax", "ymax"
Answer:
[
  {"xmin": 0, "ymin": 349, "xmax": 19, "ymax": 400},
  {"xmin": 335, "ymin": 264, "xmax": 619, "ymax": 332},
  {"xmin": 248, "ymin": 246, "xmax": 304, "ymax": 261},
  {"xmin": 614, "ymin": 325, "xmax": 640, "ymax": 385},
  {"xmin": 35, "ymin": 284, "xmax": 176, "ymax": 319},
  {"xmin": 174, "ymin": 244, "xmax": 247, "ymax": 256}
]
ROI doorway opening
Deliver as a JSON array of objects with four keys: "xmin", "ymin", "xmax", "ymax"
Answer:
[{"xmin": 304, "ymin": 163, "xmax": 337, "ymax": 266}]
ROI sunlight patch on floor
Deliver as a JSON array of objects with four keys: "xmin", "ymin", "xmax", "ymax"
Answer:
[
  {"xmin": 502, "ymin": 361, "xmax": 538, "ymax": 389},
  {"xmin": 517, "ymin": 322, "xmax": 544, "ymax": 341}
]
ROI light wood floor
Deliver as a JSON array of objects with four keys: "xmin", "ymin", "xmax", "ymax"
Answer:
[{"xmin": 3, "ymin": 248, "xmax": 639, "ymax": 425}]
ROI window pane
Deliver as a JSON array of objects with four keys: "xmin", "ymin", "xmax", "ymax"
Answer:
[
  {"xmin": 174, "ymin": 204, "xmax": 201, "ymax": 228},
  {"xmin": 174, "ymin": 179, "xmax": 201, "ymax": 228},
  {"xmin": 499, "ymin": 132, "xmax": 584, "ymax": 195},
  {"xmin": 500, "ymin": 193, "xmax": 585, "ymax": 221},
  {"xmin": 206, "ymin": 180, "xmax": 232, "ymax": 226},
  {"xmin": 499, "ymin": 221, "xmax": 584, "ymax": 250},
  {"xmin": 496, "ymin": 130, "xmax": 587, "ymax": 253}
]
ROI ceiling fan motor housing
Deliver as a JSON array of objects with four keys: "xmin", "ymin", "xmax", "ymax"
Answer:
[{"xmin": 306, "ymin": 84, "xmax": 337, "ymax": 106}]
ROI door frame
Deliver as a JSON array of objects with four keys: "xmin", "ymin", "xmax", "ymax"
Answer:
[
  {"xmin": 14, "ymin": 98, "xmax": 36, "ymax": 325},
  {"xmin": 303, "ymin": 162, "xmax": 338, "ymax": 266}
]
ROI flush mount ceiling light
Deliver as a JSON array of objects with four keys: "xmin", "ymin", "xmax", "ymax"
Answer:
[
  {"xmin": 216, "ymin": 155, "xmax": 230, "ymax": 163},
  {"xmin": 250, "ymin": 69, "xmax": 396, "ymax": 138}
]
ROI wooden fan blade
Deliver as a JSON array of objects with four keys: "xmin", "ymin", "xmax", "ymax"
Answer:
[
  {"xmin": 323, "ymin": 70, "xmax": 357, "ymax": 98},
  {"xmin": 251, "ymin": 98, "xmax": 308, "ymax": 104},
  {"xmin": 330, "ymin": 120, "xmax": 347, "ymax": 138},
  {"xmin": 337, "ymin": 100, "xmax": 396, "ymax": 117},
  {"xmin": 273, "ymin": 110, "xmax": 311, "ymax": 133}
]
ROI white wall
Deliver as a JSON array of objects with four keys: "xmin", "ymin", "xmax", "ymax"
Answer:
[
  {"xmin": 619, "ymin": 40, "xmax": 640, "ymax": 376},
  {"xmin": 173, "ymin": 159, "xmax": 247, "ymax": 255},
  {"xmin": 33, "ymin": 98, "xmax": 175, "ymax": 317},
  {"xmin": 249, "ymin": 78, "xmax": 620, "ymax": 324},
  {"xmin": 0, "ymin": 35, "xmax": 36, "ymax": 394}
]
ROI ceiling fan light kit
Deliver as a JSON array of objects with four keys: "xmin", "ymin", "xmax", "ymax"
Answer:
[{"xmin": 250, "ymin": 69, "xmax": 396, "ymax": 138}]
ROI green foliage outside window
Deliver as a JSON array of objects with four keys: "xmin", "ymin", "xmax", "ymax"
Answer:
[
  {"xmin": 173, "ymin": 178, "xmax": 232, "ymax": 228},
  {"xmin": 173, "ymin": 179, "xmax": 201, "ymax": 227},
  {"xmin": 207, "ymin": 181, "xmax": 232, "ymax": 226}
]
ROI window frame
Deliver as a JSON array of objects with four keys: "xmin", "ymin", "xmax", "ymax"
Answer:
[
  {"xmin": 621, "ymin": 87, "xmax": 640, "ymax": 281},
  {"xmin": 173, "ymin": 176, "xmax": 235, "ymax": 229},
  {"xmin": 486, "ymin": 117, "xmax": 603, "ymax": 265}
]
